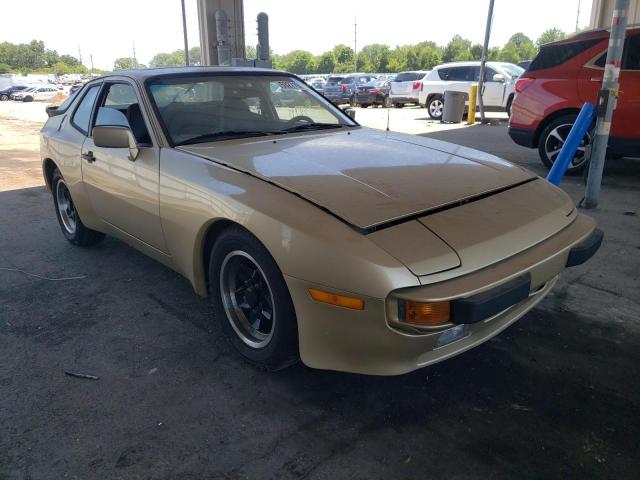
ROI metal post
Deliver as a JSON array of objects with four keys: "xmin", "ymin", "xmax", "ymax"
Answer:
[
  {"xmin": 584, "ymin": 0, "xmax": 629, "ymax": 209},
  {"xmin": 354, "ymin": 17, "xmax": 358, "ymax": 72},
  {"xmin": 477, "ymin": 0, "xmax": 495, "ymax": 124},
  {"xmin": 181, "ymin": 0, "xmax": 190, "ymax": 66},
  {"xmin": 467, "ymin": 84, "xmax": 478, "ymax": 125}
]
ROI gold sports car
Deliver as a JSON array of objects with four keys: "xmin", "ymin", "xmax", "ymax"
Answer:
[{"xmin": 40, "ymin": 67, "xmax": 602, "ymax": 375}]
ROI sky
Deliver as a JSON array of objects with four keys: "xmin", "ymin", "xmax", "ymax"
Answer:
[{"xmin": 0, "ymin": 0, "xmax": 592, "ymax": 70}]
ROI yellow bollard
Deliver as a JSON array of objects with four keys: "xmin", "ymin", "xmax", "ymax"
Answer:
[{"xmin": 467, "ymin": 84, "xmax": 477, "ymax": 125}]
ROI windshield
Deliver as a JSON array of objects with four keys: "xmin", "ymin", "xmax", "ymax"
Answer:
[
  {"xmin": 148, "ymin": 74, "xmax": 356, "ymax": 146},
  {"xmin": 500, "ymin": 63, "xmax": 525, "ymax": 78}
]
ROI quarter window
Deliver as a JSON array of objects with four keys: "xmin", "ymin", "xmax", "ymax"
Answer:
[
  {"xmin": 622, "ymin": 34, "xmax": 640, "ymax": 70},
  {"xmin": 71, "ymin": 85, "xmax": 101, "ymax": 135}
]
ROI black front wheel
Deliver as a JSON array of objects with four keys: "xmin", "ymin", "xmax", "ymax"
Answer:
[
  {"xmin": 208, "ymin": 226, "xmax": 299, "ymax": 370},
  {"xmin": 538, "ymin": 114, "xmax": 591, "ymax": 174}
]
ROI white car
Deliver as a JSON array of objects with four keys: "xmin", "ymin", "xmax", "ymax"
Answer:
[
  {"xmin": 418, "ymin": 61, "xmax": 524, "ymax": 119},
  {"xmin": 13, "ymin": 86, "xmax": 61, "ymax": 102},
  {"xmin": 389, "ymin": 71, "xmax": 430, "ymax": 108}
]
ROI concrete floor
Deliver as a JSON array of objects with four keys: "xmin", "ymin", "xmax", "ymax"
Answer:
[{"xmin": 1, "ymin": 105, "xmax": 639, "ymax": 479}]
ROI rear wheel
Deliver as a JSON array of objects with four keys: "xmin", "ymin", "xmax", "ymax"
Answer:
[
  {"xmin": 538, "ymin": 114, "xmax": 592, "ymax": 174},
  {"xmin": 361, "ymin": 104, "xmax": 369, "ymax": 108},
  {"xmin": 394, "ymin": 103, "xmax": 404, "ymax": 108},
  {"xmin": 349, "ymin": 95, "xmax": 357, "ymax": 107},
  {"xmin": 51, "ymin": 168, "xmax": 104, "ymax": 246},
  {"xmin": 427, "ymin": 96, "xmax": 444, "ymax": 120},
  {"xmin": 208, "ymin": 227, "xmax": 299, "ymax": 370},
  {"xmin": 0, "ymin": 94, "xmax": 8, "ymax": 101},
  {"xmin": 23, "ymin": 96, "xmax": 33, "ymax": 102}
]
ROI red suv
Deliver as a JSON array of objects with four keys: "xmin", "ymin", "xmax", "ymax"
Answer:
[{"xmin": 509, "ymin": 26, "xmax": 640, "ymax": 173}]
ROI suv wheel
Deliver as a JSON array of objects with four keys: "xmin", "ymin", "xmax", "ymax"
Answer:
[
  {"xmin": 427, "ymin": 96, "xmax": 444, "ymax": 120},
  {"xmin": 538, "ymin": 114, "xmax": 592, "ymax": 174},
  {"xmin": 0, "ymin": 94, "xmax": 8, "ymax": 101}
]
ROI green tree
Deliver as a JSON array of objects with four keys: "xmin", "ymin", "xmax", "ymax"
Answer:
[
  {"xmin": 189, "ymin": 46, "xmax": 201, "ymax": 65},
  {"xmin": 499, "ymin": 32, "xmax": 537, "ymax": 63},
  {"xmin": 358, "ymin": 44, "xmax": 391, "ymax": 72},
  {"xmin": 536, "ymin": 28, "xmax": 566, "ymax": 47},
  {"xmin": 52, "ymin": 62, "xmax": 71, "ymax": 75},
  {"xmin": 315, "ymin": 51, "xmax": 335, "ymax": 74},
  {"xmin": 113, "ymin": 57, "xmax": 140, "ymax": 70},
  {"xmin": 415, "ymin": 41, "xmax": 443, "ymax": 69},
  {"xmin": 442, "ymin": 35, "xmax": 473, "ymax": 62},
  {"xmin": 332, "ymin": 44, "xmax": 354, "ymax": 72},
  {"xmin": 149, "ymin": 50, "xmax": 185, "ymax": 67},
  {"xmin": 0, "ymin": 63, "xmax": 11, "ymax": 73},
  {"xmin": 59, "ymin": 54, "xmax": 80, "ymax": 67},
  {"xmin": 278, "ymin": 50, "xmax": 316, "ymax": 74}
]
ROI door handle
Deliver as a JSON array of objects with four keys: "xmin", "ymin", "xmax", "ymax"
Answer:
[
  {"xmin": 82, "ymin": 151, "xmax": 96, "ymax": 163},
  {"xmin": 590, "ymin": 77, "xmax": 603, "ymax": 82}
]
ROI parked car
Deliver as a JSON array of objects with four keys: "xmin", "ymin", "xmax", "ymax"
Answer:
[
  {"xmin": 389, "ymin": 71, "xmax": 430, "ymax": 108},
  {"xmin": 509, "ymin": 26, "xmax": 640, "ymax": 173},
  {"xmin": 0, "ymin": 85, "xmax": 31, "ymax": 101},
  {"xmin": 40, "ymin": 67, "xmax": 601, "ymax": 375},
  {"xmin": 322, "ymin": 73, "xmax": 377, "ymax": 106},
  {"xmin": 13, "ymin": 85, "xmax": 61, "ymax": 102},
  {"xmin": 355, "ymin": 79, "xmax": 391, "ymax": 107},
  {"xmin": 418, "ymin": 61, "xmax": 524, "ymax": 120},
  {"xmin": 306, "ymin": 77, "xmax": 326, "ymax": 94}
]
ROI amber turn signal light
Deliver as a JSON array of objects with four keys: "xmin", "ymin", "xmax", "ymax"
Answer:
[
  {"xmin": 400, "ymin": 300, "xmax": 450, "ymax": 326},
  {"xmin": 309, "ymin": 288, "xmax": 365, "ymax": 310}
]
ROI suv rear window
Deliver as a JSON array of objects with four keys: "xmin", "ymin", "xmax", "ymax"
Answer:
[
  {"xmin": 325, "ymin": 77, "xmax": 344, "ymax": 85},
  {"xmin": 393, "ymin": 72, "xmax": 421, "ymax": 82},
  {"xmin": 529, "ymin": 38, "xmax": 602, "ymax": 71}
]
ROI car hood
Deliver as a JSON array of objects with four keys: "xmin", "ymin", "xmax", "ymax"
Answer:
[{"xmin": 178, "ymin": 127, "xmax": 535, "ymax": 230}]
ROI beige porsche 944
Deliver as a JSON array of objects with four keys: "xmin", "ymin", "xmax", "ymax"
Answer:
[{"xmin": 40, "ymin": 67, "xmax": 602, "ymax": 375}]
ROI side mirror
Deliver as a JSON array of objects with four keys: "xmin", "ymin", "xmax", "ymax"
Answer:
[
  {"xmin": 93, "ymin": 125, "xmax": 139, "ymax": 161},
  {"xmin": 344, "ymin": 107, "xmax": 356, "ymax": 120},
  {"xmin": 492, "ymin": 73, "xmax": 506, "ymax": 83},
  {"xmin": 45, "ymin": 105, "xmax": 58, "ymax": 117}
]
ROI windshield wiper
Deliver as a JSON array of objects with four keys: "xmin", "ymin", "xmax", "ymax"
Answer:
[
  {"xmin": 175, "ymin": 130, "xmax": 274, "ymax": 146},
  {"xmin": 279, "ymin": 123, "xmax": 345, "ymax": 133}
]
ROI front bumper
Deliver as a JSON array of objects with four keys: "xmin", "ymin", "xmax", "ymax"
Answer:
[{"xmin": 286, "ymin": 214, "xmax": 600, "ymax": 375}]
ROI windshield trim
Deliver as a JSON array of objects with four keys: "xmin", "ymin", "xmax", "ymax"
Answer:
[{"xmin": 144, "ymin": 71, "xmax": 359, "ymax": 148}]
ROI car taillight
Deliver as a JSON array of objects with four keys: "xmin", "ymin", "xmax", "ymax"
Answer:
[
  {"xmin": 369, "ymin": 88, "xmax": 380, "ymax": 93},
  {"xmin": 515, "ymin": 77, "xmax": 534, "ymax": 93},
  {"xmin": 340, "ymin": 84, "xmax": 348, "ymax": 92},
  {"xmin": 412, "ymin": 81, "xmax": 422, "ymax": 90}
]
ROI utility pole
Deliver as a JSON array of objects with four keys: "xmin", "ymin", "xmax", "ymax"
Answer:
[
  {"xmin": 584, "ymin": 0, "xmax": 629, "ymax": 208},
  {"xmin": 354, "ymin": 17, "xmax": 357, "ymax": 72},
  {"xmin": 77, "ymin": 45, "xmax": 82, "ymax": 65},
  {"xmin": 181, "ymin": 0, "xmax": 190, "ymax": 66},
  {"xmin": 477, "ymin": 0, "xmax": 495, "ymax": 124},
  {"xmin": 576, "ymin": 0, "xmax": 581, "ymax": 31},
  {"xmin": 132, "ymin": 41, "xmax": 138, "ymax": 68},
  {"xmin": 89, "ymin": 54, "xmax": 94, "ymax": 75}
]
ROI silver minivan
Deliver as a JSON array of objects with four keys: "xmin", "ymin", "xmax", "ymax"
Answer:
[{"xmin": 388, "ymin": 71, "xmax": 430, "ymax": 108}]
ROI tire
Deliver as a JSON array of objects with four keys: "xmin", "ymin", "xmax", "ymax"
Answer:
[
  {"xmin": 383, "ymin": 96, "xmax": 392, "ymax": 108},
  {"xmin": 538, "ymin": 114, "xmax": 592, "ymax": 174},
  {"xmin": 0, "ymin": 94, "xmax": 8, "ymax": 101},
  {"xmin": 361, "ymin": 104, "xmax": 369, "ymax": 108},
  {"xmin": 208, "ymin": 226, "xmax": 299, "ymax": 370},
  {"xmin": 349, "ymin": 95, "xmax": 357, "ymax": 107},
  {"xmin": 51, "ymin": 168, "xmax": 105, "ymax": 246},
  {"xmin": 427, "ymin": 95, "xmax": 444, "ymax": 120},
  {"xmin": 394, "ymin": 103, "xmax": 404, "ymax": 109},
  {"xmin": 23, "ymin": 96, "xmax": 33, "ymax": 102}
]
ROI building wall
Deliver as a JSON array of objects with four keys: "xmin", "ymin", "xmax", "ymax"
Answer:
[{"xmin": 590, "ymin": 0, "xmax": 640, "ymax": 28}]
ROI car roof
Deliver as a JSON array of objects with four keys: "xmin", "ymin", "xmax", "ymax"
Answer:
[
  {"xmin": 433, "ymin": 61, "xmax": 510, "ymax": 69},
  {"xmin": 94, "ymin": 66, "xmax": 292, "ymax": 82},
  {"xmin": 542, "ymin": 23, "xmax": 640, "ymax": 47}
]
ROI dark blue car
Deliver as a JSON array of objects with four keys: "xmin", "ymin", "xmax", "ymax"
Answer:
[
  {"xmin": 0, "ymin": 85, "xmax": 30, "ymax": 101},
  {"xmin": 322, "ymin": 74, "xmax": 377, "ymax": 106}
]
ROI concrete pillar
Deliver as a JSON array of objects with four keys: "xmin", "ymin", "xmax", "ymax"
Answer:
[{"xmin": 197, "ymin": 0, "xmax": 245, "ymax": 66}]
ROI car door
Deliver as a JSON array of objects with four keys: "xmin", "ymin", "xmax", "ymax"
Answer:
[
  {"xmin": 478, "ymin": 67, "xmax": 506, "ymax": 107},
  {"xmin": 80, "ymin": 80, "xmax": 168, "ymax": 252},
  {"xmin": 579, "ymin": 33, "xmax": 640, "ymax": 141}
]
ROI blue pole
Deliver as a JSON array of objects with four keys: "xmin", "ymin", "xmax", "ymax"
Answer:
[{"xmin": 546, "ymin": 103, "xmax": 596, "ymax": 186}]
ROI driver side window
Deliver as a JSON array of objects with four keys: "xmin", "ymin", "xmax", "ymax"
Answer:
[{"xmin": 94, "ymin": 83, "xmax": 151, "ymax": 145}]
